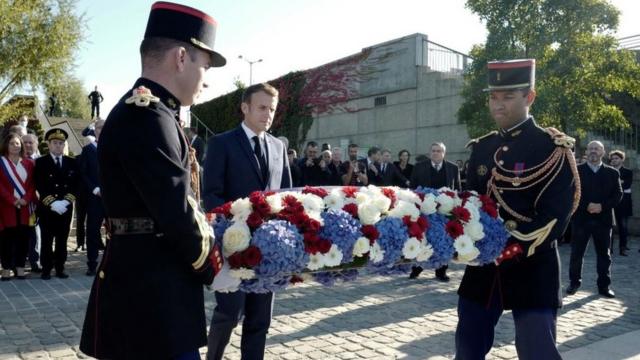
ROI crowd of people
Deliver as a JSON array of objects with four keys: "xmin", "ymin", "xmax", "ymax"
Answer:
[{"xmin": 0, "ymin": 118, "xmax": 106, "ymax": 281}]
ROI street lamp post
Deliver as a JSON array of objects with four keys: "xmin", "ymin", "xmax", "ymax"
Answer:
[{"xmin": 238, "ymin": 55, "xmax": 263, "ymax": 85}]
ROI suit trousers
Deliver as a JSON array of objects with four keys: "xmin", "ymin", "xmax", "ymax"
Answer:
[
  {"xmin": 614, "ymin": 212, "xmax": 629, "ymax": 252},
  {"xmin": 75, "ymin": 191, "xmax": 88, "ymax": 248},
  {"xmin": 0, "ymin": 226, "xmax": 30, "ymax": 269},
  {"xmin": 85, "ymin": 195, "xmax": 104, "ymax": 271},
  {"xmin": 39, "ymin": 211, "xmax": 72, "ymax": 274},
  {"xmin": 28, "ymin": 225, "xmax": 40, "ymax": 267},
  {"xmin": 569, "ymin": 220, "xmax": 613, "ymax": 290},
  {"xmin": 207, "ymin": 291, "xmax": 274, "ymax": 360},
  {"xmin": 455, "ymin": 295, "xmax": 560, "ymax": 360}
]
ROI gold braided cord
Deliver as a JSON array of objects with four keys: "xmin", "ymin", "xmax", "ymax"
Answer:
[
  {"xmin": 493, "ymin": 150, "xmax": 563, "ymax": 192},
  {"xmin": 493, "ymin": 145, "xmax": 558, "ymax": 174},
  {"xmin": 189, "ymin": 147, "xmax": 201, "ymax": 202},
  {"xmin": 534, "ymin": 152, "xmax": 565, "ymax": 208},
  {"xmin": 565, "ymin": 148, "xmax": 581, "ymax": 215},
  {"xmin": 492, "ymin": 148, "xmax": 563, "ymax": 184},
  {"xmin": 490, "ymin": 183, "xmax": 533, "ymax": 222}
]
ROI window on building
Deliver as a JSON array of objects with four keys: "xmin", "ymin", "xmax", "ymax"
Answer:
[{"xmin": 374, "ymin": 96, "xmax": 387, "ymax": 107}]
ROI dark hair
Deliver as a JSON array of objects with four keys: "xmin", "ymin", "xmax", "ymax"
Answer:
[
  {"xmin": 398, "ymin": 149, "xmax": 410, "ymax": 159},
  {"xmin": 140, "ymin": 37, "xmax": 198, "ymax": 65},
  {"xmin": 305, "ymin": 141, "xmax": 318, "ymax": 149},
  {"xmin": 348, "ymin": 143, "xmax": 358, "ymax": 150},
  {"xmin": 381, "ymin": 148, "xmax": 391, "ymax": 155},
  {"xmin": 1, "ymin": 133, "xmax": 24, "ymax": 157},
  {"xmin": 241, "ymin": 83, "xmax": 279, "ymax": 104},
  {"xmin": 367, "ymin": 146, "xmax": 381, "ymax": 157}
]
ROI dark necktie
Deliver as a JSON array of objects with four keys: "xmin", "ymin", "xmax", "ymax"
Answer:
[
  {"xmin": 253, "ymin": 136, "xmax": 268, "ymax": 182},
  {"xmin": 55, "ymin": 156, "xmax": 61, "ymax": 169},
  {"xmin": 381, "ymin": 164, "xmax": 386, "ymax": 174}
]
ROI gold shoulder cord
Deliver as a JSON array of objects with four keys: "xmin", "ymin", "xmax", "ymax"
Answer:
[{"xmin": 189, "ymin": 148, "xmax": 201, "ymax": 202}]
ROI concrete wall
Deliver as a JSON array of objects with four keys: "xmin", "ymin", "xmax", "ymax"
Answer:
[{"xmin": 303, "ymin": 34, "xmax": 470, "ymax": 163}]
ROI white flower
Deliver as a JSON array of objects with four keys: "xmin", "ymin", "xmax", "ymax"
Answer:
[
  {"xmin": 467, "ymin": 196, "xmax": 483, "ymax": 209},
  {"xmin": 464, "ymin": 221, "xmax": 485, "ymax": 241},
  {"xmin": 361, "ymin": 185, "xmax": 382, "ymax": 197},
  {"xmin": 300, "ymin": 193, "xmax": 325, "ymax": 214},
  {"xmin": 323, "ymin": 244, "xmax": 343, "ymax": 267},
  {"xmin": 464, "ymin": 201, "xmax": 481, "ymax": 222},
  {"xmin": 371, "ymin": 196, "xmax": 391, "ymax": 214},
  {"xmin": 454, "ymin": 235, "xmax": 480, "ymax": 262},
  {"xmin": 402, "ymin": 237, "xmax": 422, "ymax": 259},
  {"xmin": 420, "ymin": 195, "xmax": 438, "ymax": 214},
  {"xmin": 307, "ymin": 253, "xmax": 325, "ymax": 270},
  {"xmin": 222, "ymin": 223, "xmax": 251, "ymax": 257},
  {"xmin": 228, "ymin": 267, "xmax": 256, "ymax": 279},
  {"xmin": 230, "ymin": 198, "xmax": 252, "ymax": 222},
  {"xmin": 436, "ymin": 193, "xmax": 455, "ymax": 214},
  {"xmin": 352, "ymin": 237, "xmax": 371, "ymax": 257},
  {"xmin": 307, "ymin": 210, "xmax": 324, "ymax": 224},
  {"xmin": 355, "ymin": 192, "xmax": 370, "ymax": 205},
  {"xmin": 265, "ymin": 193, "xmax": 283, "ymax": 214},
  {"xmin": 388, "ymin": 200, "xmax": 420, "ymax": 221},
  {"xmin": 416, "ymin": 242, "xmax": 434, "ymax": 262},
  {"xmin": 369, "ymin": 242, "xmax": 385, "ymax": 263},
  {"xmin": 358, "ymin": 202, "xmax": 382, "ymax": 225},
  {"xmin": 396, "ymin": 189, "xmax": 420, "ymax": 204},
  {"xmin": 324, "ymin": 190, "xmax": 345, "ymax": 211}
]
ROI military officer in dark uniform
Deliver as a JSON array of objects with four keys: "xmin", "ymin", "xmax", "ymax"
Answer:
[
  {"xmin": 80, "ymin": 2, "xmax": 224, "ymax": 359},
  {"xmin": 35, "ymin": 128, "xmax": 78, "ymax": 280},
  {"xmin": 455, "ymin": 59, "xmax": 579, "ymax": 360},
  {"xmin": 609, "ymin": 150, "xmax": 633, "ymax": 256}
]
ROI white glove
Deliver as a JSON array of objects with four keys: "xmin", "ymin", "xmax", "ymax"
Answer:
[
  {"xmin": 93, "ymin": 187, "xmax": 101, "ymax": 196},
  {"xmin": 211, "ymin": 261, "xmax": 241, "ymax": 293},
  {"xmin": 50, "ymin": 202, "xmax": 64, "ymax": 215},
  {"xmin": 60, "ymin": 200, "xmax": 70, "ymax": 208}
]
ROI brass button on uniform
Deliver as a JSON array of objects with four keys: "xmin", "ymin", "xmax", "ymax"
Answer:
[
  {"xmin": 502, "ymin": 146, "xmax": 509, "ymax": 152},
  {"xmin": 99, "ymin": 271, "xmax": 105, "ymax": 279},
  {"xmin": 498, "ymin": 160, "xmax": 504, "ymax": 165}
]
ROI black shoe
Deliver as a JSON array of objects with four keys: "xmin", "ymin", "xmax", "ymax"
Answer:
[
  {"xmin": 86, "ymin": 269, "xmax": 96, "ymax": 277},
  {"xmin": 436, "ymin": 274, "xmax": 450, "ymax": 282},
  {"xmin": 30, "ymin": 264, "xmax": 42, "ymax": 273},
  {"xmin": 566, "ymin": 283, "xmax": 580, "ymax": 295},
  {"xmin": 41, "ymin": 273, "xmax": 51, "ymax": 280},
  {"xmin": 620, "ymin": 250, "xmax": 628, "ymax": 256},
  {"xmin": 599, "ymin": 288, "xmax": 615, "ymax": 298},
  {"xmin": 409, "ymin": 266, "xmax": 423, "ymax": 279},
  {"xmin": 55, "ymin": 272, "xmax": 69, "ymax": 279}
]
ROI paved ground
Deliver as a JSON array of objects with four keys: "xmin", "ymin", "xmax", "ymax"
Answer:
[{"xmin": 0, "ymin": 237, "xmax": 639, "ymax": 360}]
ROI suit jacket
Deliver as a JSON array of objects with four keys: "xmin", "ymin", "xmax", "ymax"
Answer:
[
  {"xmin": 79, "ymin": 143, "xmax": 100, "ymax": 194},
  {"xmin": 0, "ymin": 157, "xmax": 36, "ymax": 229},
  {"xmin": 410, "ymin": 160, "xmax": 461, "ymax": 191},
  {"xmin": 191, "ymin": 135, "xmax": 206, "ymax": 165},
  {"xmin": 574, "ymin": 163, "xmax": 622, "ymax": 226},
  {"xmin": 202, "ymin": 125, "xmax": 291, "ymax": 211},
  {"xmin": 34, "ymin": 154, "xmax": 78, "ymax": 216},
  {"xmin": 361, "ymin": 159, "xmax": 382, "ymax": 186},
  {"xmin": 379, "ymin": 162, "xmax": 409, "ymax": 187},
  {"xmin": 297, "ymin": 157, "xmax": 331, "ymax": 186},
  {"xmin": 615, "ymin": 166, "xmax": 633, "ymax": 217}
]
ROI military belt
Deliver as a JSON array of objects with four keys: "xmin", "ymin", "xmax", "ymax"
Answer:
[{"xmin": 109, "ymin": 217, "xmax": 156, "ymax": 235}]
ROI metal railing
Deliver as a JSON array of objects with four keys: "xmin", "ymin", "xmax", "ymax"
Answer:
[
  {"xmin": 423, "ymin": 39, "xmax": 472, "ymax": 74},
  {"xmin": 589, "ymin": 124, "xmax": 640, "ymax": 153},
  {"xmin": 189, "ymin": 110, "xmax": 215, "ymax": 140}
]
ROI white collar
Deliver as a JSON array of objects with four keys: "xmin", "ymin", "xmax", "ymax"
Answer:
[
  {"xmin": 431, "ymin": 161, "xmax": 443, "ymax": 168},
  {"xmin": 241, "ymin": 122, "xmax": 265, "ymax": 142},
  {"xmin": 505, "ymin": 117, "xmax": 530, "ymax": 132},
  {"xmin": 50, "ymin": 153, "xmax": 62, "ymax": 162}
]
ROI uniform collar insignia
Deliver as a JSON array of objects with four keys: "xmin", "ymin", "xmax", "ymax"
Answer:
[{"xmin": 125, "ymin": 86, "xmax": 160, "ymax": 107}]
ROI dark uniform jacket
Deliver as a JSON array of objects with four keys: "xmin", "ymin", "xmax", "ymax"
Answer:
[
  {"xmin": 411, "ymin": 160, "xmax": 461, "ymax": 191},
  {"xmin": 78, "ymin": 143, "xmax": 99, "ymax": 192},
  {"xmin": 34, "ymin": 154, "xmax": 78, "ymax": 214},
  {"xmin": 574, "ymin": 163, "xmax": 622, "ymax": 226},
  {"xmin": 80, "ymin": 78, "xmax": 219, "ymax": 359},
  {"xmin": 615, "ymin": 166, "xmax": 633, "ymax": 217},
  {"xmin": 458, "ymin": 118, "xmax": 578, "ymax": 310}
]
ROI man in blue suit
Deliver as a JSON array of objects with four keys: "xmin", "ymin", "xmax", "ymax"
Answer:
[
  {"xmin": 78, "ymin": 119, "xmax": 105, "ymax": 276},
  {"xmin": 203, "ymin": 82, "xmax": 291, "ymax": 360}
]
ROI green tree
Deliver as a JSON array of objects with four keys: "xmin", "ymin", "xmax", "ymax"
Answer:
[
  {"xmin": 458, "ymin": 0, "xmax": 640, "ymax": 139},
  {"xmin": 0, "ymin": 0, "xmax": 85, "ymax": 122},
  {"xmin": 45, "ymin": 75, "xmax": 91, "ymax": 119}
]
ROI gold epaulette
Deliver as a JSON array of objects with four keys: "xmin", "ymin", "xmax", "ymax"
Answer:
[
  {"xmin": 545, "ymin": 127, "xmax": 575, "ymax": 149},
  {"xmin": 465, "ymin": 130, "xmax": 498, "ymax": 148},
  {"xmin": 125, "ymin": 86, "xmax": 160, "ymax": 108}
]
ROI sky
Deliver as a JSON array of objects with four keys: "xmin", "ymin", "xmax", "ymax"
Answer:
[{"xmin": 73, "ymin": 0, "xmax": 639, "ymax": 116}]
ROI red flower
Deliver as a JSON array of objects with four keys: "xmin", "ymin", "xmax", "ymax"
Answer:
[
  {"xmin": 445, "ymin": 220, "xmax": 464, "ymax": 238},
  {"xmin": 246, "ymin": 212, "xmax": 263, "ymax": 228},
  {"xmin": 211, "ymin": 202, "xmax": 232, "ymax": 217},
  {"xmin": 482, "ymin": 204, "xmax": 498, "ymax": 218},
  {"xmin": 402, "ymin": 216, "xmax": 412, "ymax": 226},
  {"xmin": 444, "ymin": 190, "xmax": 457, "ymax": 198},
  {"xmin": 228, "ymin": 253, "xmax": 244, "ymax": 268},
  {"xmin": 290, "ymin": 275, "xmax": 304, "ymax": 284},
  {"xmin": 479, "ymin": 194, "xmax": 496, "ymax": 208},
  {"xmin": 342, "ymin": 186, "xmax": 358, "ymax": 198},
  {"xmin": 302, "ymin": 186, "xmax": 328, "ymax": 198},
  {"xmin": 305, "ymin": 218, "xmax": 321, "ymax": 233},
  {"xmin": 283, "ymin": 195, "xmax": 301, "ymax": 207},
  {"xmin": 241, "ymin": 246, "xmax": 262, "ymax": 267},
  {"xmin": 304, "ymin": 232, "xmax": 319, "ymax": 243},
  {"xmin": 381, "ymin": 188, "xmax": 397, "ymax": 207},
  {"xmin": 318, "ymin": 239, "xmax": 332, "ymax": 254},
  {"xmin": 417, "ymin": 216, "xmax": 429, "ymax": 231},
  {"xmin": 342, "ymin": 203, "xmax": 359, "ymax": 218},
  {"xmin": 452, "ymin": 206, "xmax": 471, "ymax": 223},
  {"xmin": 408, "ymin": 222, "xmax": 424, "ymax": 240},
  {"xmin": 361, "ymin": 225, "xmax": 379, "ymax": 241},
  {"xmin": 263, "ymin": 191, "xmax": 276, "ymax": 197},
  {"xmin": 417, "ymin": 192, "xmax": 425, "ymax": 201},
  {"xmin": 459, "ymin": 191, "xmax": 473, "ymax": 199}
]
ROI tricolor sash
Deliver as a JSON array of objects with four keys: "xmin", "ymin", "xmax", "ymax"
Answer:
[{"xmin": 0, "ymin": 156, "xmax": 26, "ymax": 197}]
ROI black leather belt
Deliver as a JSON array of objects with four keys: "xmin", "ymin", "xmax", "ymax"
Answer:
[{"xmin": 109, "ymin": 217, "xmax": 156, "ymax": 235}]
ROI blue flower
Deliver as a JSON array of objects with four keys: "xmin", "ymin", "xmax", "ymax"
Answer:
[
  {"xmin": 419, "ymin": 213, "xmax": 455, "ymax": 269},
  {"xmin": 367, "ymin": 263, "xmax": 412, "ymax": 276},
  {"xmin": 319, "ymin": 209, "xmax": 362, "ymax": 262},
  {"xmin": 239, "ymin": 276, "xmax": 292, "ymax": 293},
  {"xmin": 313, "ymin": 269, "xmax": 359, "ymax": 286},
  {"xmin": 212, "ymin": 216, "xmax": 231, "ymax": 247},
  {"xmin": 249, "ymin": 220, "xmax": 309, "ymax": 278},
  {"xmin": 368, "ymin": 217, "xmax": 407, "ymax": 272},
  {"xmin": 474, "ymin": 212, "xmax": 510, "ymax": 264},
  {"xmin": 414, "ymin": 186, "xmax": 440, "ymax": 197}
]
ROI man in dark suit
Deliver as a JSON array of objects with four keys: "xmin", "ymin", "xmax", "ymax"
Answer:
[
  {"xmin": 203, "ymin": 83, "xmax": 291, "ymax": 360},
  {"xmin": 80, "ymin": 3, "xmax": 223, "ymax": 359},
  {"xmin": 78, "ymin": 119, "xmax": 105, "ymax": 276},
  {"xmin": 567, "ymin": 141, "xmax": 622, "ymax": 298},
  {"xmin": 297, "ymin": 141, "xmax": 331, "ymax": 186},
  {"xmin": 456, "ymin": 59, "xmax": 578, "ymax": 359},
  {"xmin": 186, "ymin": 127, "xmax": 206, "ymax": 164},
  {"xmin": 609, "ymin": 150, "xmax": 633, "ymax": 256},
  {"xmin": 380, "ymin": 148, "xmax": 409, "ymax": 187},
  {"xmin": 362, "ymin": 146, "xmax": 383, "ymax": 185},
  {"xmin": 409, "ymin": 142, "xmax": 461, "ymax": 281},
  {"xmin": 34, "ymin": 128, "xmax": 79, "ymax": 280}
]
